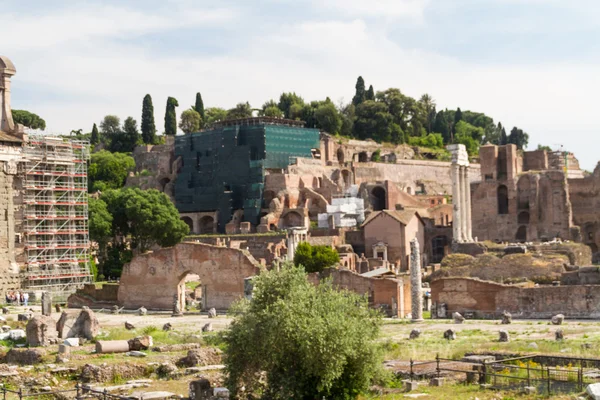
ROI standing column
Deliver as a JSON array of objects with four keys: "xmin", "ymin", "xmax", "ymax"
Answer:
[
  {"xmin": 460, "ymin": 166, "xmax": 469, "ymax": 242},
  {"xmin": 410, "ymin": 238, "xmax": 424, "ymax": 322},
  {"xmin": 463, "ymin": 166, "xmax": 473, "ymax": 242},
  {"xmin": 451, "ymin": 164, "xmax": 462, "ymax": 243}
]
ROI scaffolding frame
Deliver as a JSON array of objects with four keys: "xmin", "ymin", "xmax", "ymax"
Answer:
[{"xmin": 21, "ymin": 136, "xmax": 91, "ymax": 301}]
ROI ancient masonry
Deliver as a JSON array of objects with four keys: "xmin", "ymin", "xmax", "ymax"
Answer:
[
  {"xmin": 0, "ymin": 55, "xmax": 91, "ymax": 299},
  {"xmin": 410, "ymin": 238, "xmax": 423, "ymax": 322},
  {"xmin": 448, "ymin": 144, "xmax": 473, "ymax": 243}
]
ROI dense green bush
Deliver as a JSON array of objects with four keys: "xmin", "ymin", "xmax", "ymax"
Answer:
[{"xmin": 293, "ymin": 242, "xmax": 340, "ymax": 273}]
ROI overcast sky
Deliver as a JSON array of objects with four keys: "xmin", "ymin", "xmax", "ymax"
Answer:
[{"xmin": 1, "ymin": 0, "xmax": 599, "ymax": 170}]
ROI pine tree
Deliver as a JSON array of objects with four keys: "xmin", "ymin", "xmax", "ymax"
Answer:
[
  {"xmin": 454, "ymin": 107, "xmax": 463, "ymax": 124},
  {"xmin": 352, "ymin": 76, "xmax": 366, "ymax": 106},
  {"xmin": 141, "ymin": 94, "xmax": 156, "ymax": 144},
  {"xmin": 194, "ymin": 92, "xmax": 205, "ymax": 127},
  {"xmin": 91, "ymin": 123, "xmax": 99, "ymax": 145},
  {"xmin": 366, "ymin": 85, "xmax": 375, "ymax": 101},
  {"xmin": 164, "ymin": 97, "xmax": 179, "ymax": 136}
]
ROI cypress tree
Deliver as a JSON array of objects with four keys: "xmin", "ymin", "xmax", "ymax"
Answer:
[
  {"xmin": 352, "ymin": 76, "xmax": 366, "ymax": 106},
  {"xmin": 141, "ymin": 94, "xmax": 156, "ymax": 144},
  {"xmin": 165, "ymin": 97, "xmax": 179, "ymax": 136},
  {"xmin": 366, "ymin": 85, "xmax": 375, "ymax": 101},
  {"xmin": 194, "ymin": 92, "xmax": 205, "ymax": 127},
  {"xmin": 91, "ymin": 123, "xmax": 99, "ymax": 145},
  {"xmin": 454, "ymin": 107, "xmax": 463, "ymax": 124}
]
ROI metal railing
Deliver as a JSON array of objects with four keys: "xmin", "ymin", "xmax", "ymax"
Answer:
[{"xmin": 0, "ymin": 383, "xmax": 149, "ymax": 399}]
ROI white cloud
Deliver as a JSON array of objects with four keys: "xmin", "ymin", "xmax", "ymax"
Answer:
[
  {"xmin": 2, "ymin": 2, "xmax": 599, "ymax": 170},
  {"xmin": 314, "ymin": 0, "xmax": 430, "ymax": 19}
]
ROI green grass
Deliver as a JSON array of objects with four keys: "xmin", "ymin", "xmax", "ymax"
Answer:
[{"xmin": 96, "ymin": 325, "xmax": 204, "ymax": 346}]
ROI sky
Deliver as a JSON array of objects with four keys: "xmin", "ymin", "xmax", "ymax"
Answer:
[{"xmin": 1, "ymin": 0, "xmax": 599, "ymax": 170}]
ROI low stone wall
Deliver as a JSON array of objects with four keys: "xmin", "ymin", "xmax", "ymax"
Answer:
[
  {"xmin": 431, "ymin": 277, "xmax": 600, "ymax": 318},
  {"xmin": 309, "ymin": 269, "xmax": 409, "ymax": 317},
  {"xmin": 67, "ymin": 283, "xmax": 120, "ymax": 308},
  {"xmin": 186, "ymin": 234, "xmax": 286, "ymax": 265}
]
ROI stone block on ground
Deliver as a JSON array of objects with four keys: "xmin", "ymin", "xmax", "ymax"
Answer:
[
  {"xmin": 5, "ymin": 348, "xmax": 46, "ymax": 365},
  {"xmin": 125, "ymin": 321, "xmax": 135, "ymax": 330},
  {"xmin": 498, "ymin": 330, "xmax": 510, "ymax": 342},
  {"xmin": 208, "ymin": 308, "xmax": 217, "ymax": 318},
  {"xmin": 138, "ymin": 307, "xmax": 147, "ymax": 316},
  {"xmin": 189, "ymin": 378, "xmax": 212, "ymax": 400},
  {"xmin": 17, "ymin": 313, "xmax": 32, "ymax": 322},
  {"xmin": 58, "ymin": 344, "xmax": 70, "ymax": 355},
  {"xmin": 551, "ymin": 314, "xmax": 564, "ymax": 325},
  {"xmin": 57, "ymin": 309, "xmax": 99, "ymax": 340},
  {"xmin": 9, "ymin": 329, "xmax": 26, "ymax": 341},
  {"xmin": 452, "ymin": 312, "xmax": 465, "ymax": 324},
  {"xmin": 430, "ymin": 377, "xmax": 445, "ymax": 386},
  {"xmin": 1, "ymin": 325, "xmax": 11, "ymax": 332},
  {"xmin": 64, "ymin": 337, "xmax": 80, "ymax": 347},
  {"xmin": 409, "ymin": 329, "xmax": 421, "ymax": 339},
  {"xmin": 126, "ymin": 351, "xmax": 147, "ymax": 358},
  {"xmin": 26, "ymin": 316, "xmax": 58, "ymax": 347},
  {"xmin": 501, "ymin": 311, "xmax": 512, "ymax": 324},
  {"xmin": 111, "ymin": 305, "xmax": 119, "ymax": 314},
  {"xmin": 1, "ymin": 307, "xmax": 8, "ymax": 314},
  {"xmin": 402, "ymin": 380, "xmax": 419, "ymax": 392},
  {"xmin": 128, "ymin": 335, "xmax": 153, "ymax": 351},
  {"xmin": 555, "ymin": 329, "xmax": 564, "ymax": 341},
  {"xmin": 443, "ymin": 329, "xmax": 456, "ymax": 340},
  {"xmin": 202, "ymin": 323, "xmax": 213, "ymax": 333},
  {"xmin": 96, "ymin": 340, "xmax": 130, "ymax": 354},
  {"xmin": 162, "ymin": 323, "xmax": 172, "ymax": 331},
  {"xmin": 177, "ymin": 348, "xmax": 223, "ymax": 368},
  {"xmin": 587, "ymin": 383, "xmax": 600, "ymax": 399},
  {"xmin": 41, "ymin": 291, "xmax": 52, "ymax": 317}
]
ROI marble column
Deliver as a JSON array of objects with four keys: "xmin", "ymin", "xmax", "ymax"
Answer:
[
  {"xmin": 451, "ymin": 164, "xmax": 462, "ymax": 243},
  {"xmin": 410, "ymin": 238, "xmax": 423, "ymax": 322},
  {"xmin": 463, "ymin": 166, "xmax": 473, "ymax": 242}
]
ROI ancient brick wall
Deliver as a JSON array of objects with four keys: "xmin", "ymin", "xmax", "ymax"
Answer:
[
  {"xmin": 0, "ymin": 164, "xmax": 21, "ymax": 296},
  {"xmin": 568, "ymin": 164, "xmax": 600, "ymax": 259},
  {"xmin": 311, "ymin": 269, "xmax": 407, "ymax": 317},
  {"xmin": 118, "ymin": 243, "xmax": 261, "ymax": 310},
  {"xmin": 187, "ymin": 235, "xmax": 286, "ymax": 265},
  {"xmin": 432, "ymin": 277, "xmax": 600, "ymax": 318}
]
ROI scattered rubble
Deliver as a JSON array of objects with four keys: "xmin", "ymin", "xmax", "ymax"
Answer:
[
  {"xmin": 443, "ymin": 329, "xmax": 456, "ymax": 340},
  {"xmin": 26, "ymin": 316, "xmax": 58, "ymax": 347},
  {"xmin": 498, "ymin": 330, "xmax": 510, "ymax": 342},
  {"xmin": 409, "ymin": 329, "xmax": 421, "ymax": 340},
  {"xmin": 551, "ymin": 314, "xmax": 565, "ymax": 325},
  {"xmin": 501, "ymin": 311, "xmax": 512, "ymax": 325},
  {"xmin": 452, "ymin": 312, "xmax": 464, "ymax": 324}
]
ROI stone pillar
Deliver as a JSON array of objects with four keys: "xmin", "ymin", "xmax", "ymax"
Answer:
[
  {"xmin": 0, "ymin": 56, "xmax": 17, "ymax": 133},
  {"xmin": 410, "ymin": 238, "xmax": 423, "ymax": 322},
  {"xmin": 463, "ymin": 166, "xmax": 473, "ymax": 242},
  {"xmin": 172, "ymin": 293, "xmax": 183, "ymax": 317},
  {"xmin": 460, "ymin": 166, "xmax": 468, "ymax": 242},
  {"xmin": 450, "ymin": 164, "xmax": 462, "ymax": 243},
  {"xmin": 287, "ymin": 227, "xmax": 307, "ymax": 261},
  {"xmin": 41, "ymin": 292, "xmax": 51, "ymax": 317}
]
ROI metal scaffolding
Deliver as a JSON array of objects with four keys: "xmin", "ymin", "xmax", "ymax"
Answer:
[{"xmin": 21, "ymin": 136, "xmax": 91, "ymax": 301}]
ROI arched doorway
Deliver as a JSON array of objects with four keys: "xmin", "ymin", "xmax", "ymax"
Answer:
[
  {"xmin": 337, "ymin": 148, "xmax": 345, "ymax": 163},
  {"xmin": 518, "ymin": 211, "xmax": 530, "ymax": 224},
  {"xmin": 371, "ymin": 186, "xmax": 386, "ymax": 211},
  {"xmin": 516, "ymin": 226, "xmax": 527, "ymax": 242},
  {"xmin": 358, "ymin": 152, "xmax": 368, "ymax": 162},
  {"xmin": 199, "ymin": 216, "xmax": 214, "ymax": 234},
  {"xmin": 181, "ymin": 217, "xmax": 194, "ymax": 233},
  {"xmin": 159, "ymin": 177, "xmax": 171, "ymax": 192},
  {"xmin": 497, "ymin": 185, "xmax": 509, "ymax": 214},
  {"xmin": 283, "ymin": 211, "xmax": 304, "ymax": 228},
  {"xmin": 176, "ymin": 273, "xmax": 203, "ymax": 312}
]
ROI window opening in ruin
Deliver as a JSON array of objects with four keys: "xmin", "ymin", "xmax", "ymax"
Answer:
[
  {"xmin": 431, "ymin": 236, "xmax": 448, "ymax": 263},
  {"xmin": 181, "ymin": 217, "xmax": 194, "ymax": 233},
  {"xmin": 199, "ymin": 216, "xmax": 214, "ymax": 234},
  {"xmin": 497, "ymin": 149, "xmax": 508, "ymax": 180},
  {"xmin": 159, "ymin": 177, "xmax": 171, "ymax": 192},
  {"xmin": 358, "ymin": 152, "xmax": 368, "ymax": 162},
  {"xmin": 283, "ymin": 211, "xmax": 303, "ymax": 228},
  {"xmin": 497, "ymin": 185, "xmax": 509, "ymax": 214},
  {"xmin": 178, "ymin": 272, "xmax": 204, "ymax": 313},
  {"xmin": 518, "ymin": 211, "xmax": 530, "ymax": 224},
  {"xmin": 337, "ymin": 148, "xmax": 345, "ymax": 163},
  {"xmin": 371, "ymin": 186, "xmax": 387, "ymax": 211},
  {"xmin": 516, "ymin": 226, "xmax": 527, "ymax": 242}
]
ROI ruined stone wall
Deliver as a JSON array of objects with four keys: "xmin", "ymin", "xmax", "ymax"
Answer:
[
  {"xmin": 353, "ymin": 160, "xmax": 481, "ymax": 195},
  {"xmin": 125, "ymin": 141, "xmax": 177, "ymax": 200},
  {"xmin": 432, "ymin": 277, "xmax": 600, "ymax": 318},
  {"xmin": 310, "ymin": 268, "xmax": 408, "ymax": 317},
  {"xmin": 118, "ymin": 243, "xmax": 261, "ymax": 310},
  {"xmin": 0, "ymin": 162, "xmax": 21, "ymax": 295},
  {"xmin": 568, "ymin": 164, "xmax": 600, "ymax": 258},
  {"xmin": 185, "ymin": 235, "xmax": 286, "ymax": 266}
]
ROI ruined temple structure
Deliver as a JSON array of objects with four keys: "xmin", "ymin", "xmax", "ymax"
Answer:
[{"xmin": 471, "ymin": 144, "xmax": 600, "ymax": 260}]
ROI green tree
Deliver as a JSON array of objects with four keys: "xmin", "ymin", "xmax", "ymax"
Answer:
[
  {"xmin": 315, "ymin": 101, "xmax": 342, "ymax": 134},
  {"xmin": 193, "ymin": 92, "xmax": 205, "ymax": 126},
  {"xmin": 454, "ymin": 121, "xmax": 484, "ymax": 156},
  {"xmin": 259, "ymin": 100, "xmax": 284, "ymax": 118},
  {"xmin": 352, "ymin": 76, "xmax": 366, "ymax": 106},
  {"xmin": 293, "ymin": 242, "xmax": 340, "ymax": 273},
  {"xmin": 278, "ymin": 92, "xmax": 304, "ymax": 119},
  {"xmin": 179, "ymin": 109, "xmax": 202, "ymax": 134},
  {"xmin": 376, "ymin": 88, "xmax": 424, "ymax": 138},
  {"xmin": 88, "ymin": 151, "xmax": 135, "ymax": 192},
  {"xmin": 371, "ymin": 149, "xmax": 381, "ymax": 162},
  {"xmin": 99, "ymin": 115, "xmax": 121, "ymax": 146},
  {"xmin": 507, "ymin": 127, "xmax": 529, "ymax": 149},
  {"xmin": 419, "ymin": 94, "xmax": 436, "ymax": 133},
  {"xmin": 537, "ymin": 144, "xmax": 552, "ymax": 151},
  {"xmin": 204, "ymin": 107, "xmax": 228, "ymax": 126},
  {"xmin": 226, "ymin": 102, "xmax": 253, "ymax": 120},
  {"xmin": 454, "ymin": 107, "xmax": 463, "ymax": 124},
  {"xmin": 91, "ymin": 123, "xmax": 99, "ymax": 145},
  {"xmin": 500, "ymin": 124, "xmax": 508, "ymax": 145},
  {"xmin": 11, "ymin": 110, "xmax": 46, "ymax": 130},
  {"xmin": 102, "ymin": 188, "xmax": 189, "ymax": 252},
  {"xmin": 107, "ymin": 116, "xmax": 139, "ymax": 153},
  {"xmin": 340, "ymin": 102, "xmax": 356, "ymax": 137},
  {"xmin": 224, "ymin": 264, "xmax": 383, "ymax": 399},
  {"xmin": 88, "ymin": 196, "xmax": 113, "ymax": 267},
  {"xmin": 366, "ymin": 85, "xmax": 375, "ymax": 101},
  {"xmin": 164, "ymin": 97, "xmax": 179, "ymax": 135},
  {"xmin": 141, "ymin": 94, "xmax": 156, "ymax": 144},
  {"xmin": 353, "ymin": 100, "xmax": 396, "ymax": 143}
]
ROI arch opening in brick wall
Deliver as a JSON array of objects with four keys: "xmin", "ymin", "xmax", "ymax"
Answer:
[
  {"xmin": 516, "ymin": 225, "xmax": 527, "ymax": 242},
  {"xmin": 199, "ymin": 216, "xmax": 215, "ymax": 234},
  {"xmin": 497, "ymin": 185, "xmax": 509, "ymax": 215},
  {"xmin": 518, "ymin": 211, "xmax": 530, "ymax": 224},
  {"xmin": 371, "ymin": 186, "xmax": 387, "ymax": 211},
  {"xmin": 181, "ymin": 217, "xmax": 194, "ymax": 233}
]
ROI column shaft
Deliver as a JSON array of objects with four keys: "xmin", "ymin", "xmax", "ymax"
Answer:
[
  {"xmin": 410, "ymin": 238, "xmax": 423, "ymax": 322},
  {"xmin": 463, "ymin": 167, "xmax": 473, "ymax": 242},
  {"xmin": 451, "ymin": 164, "xmax": 462, "ymax": 243}
]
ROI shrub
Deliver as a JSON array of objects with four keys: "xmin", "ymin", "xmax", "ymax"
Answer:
[
  {"xmin": 293, "ymin": 242, "xmax": 340, "ymax": 273},
  {"xmin": 224, "ymin": 264, "xmax": 383, "ymax": 399}
]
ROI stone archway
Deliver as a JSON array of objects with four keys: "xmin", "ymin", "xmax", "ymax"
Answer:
[
  {"xmin": 516, "ymin": 226, "xmax": 527, "ymax": 242},
  {"xmin": 199, "ymin": 216, "xmax": 214, "ymax": 234},
  {"xmin": 358, "ymin": 152, "xmax": 368, "ymax": 163},
  {"xmin": 118, "ymin": 243, "xmax": 261, "ymax": 310},
  {"xmin": 282, "ymin": 211, "xmax": 304, "ymax": 228},
  {"xmin": 181, "ymin": 217, "xmax": 194, "ymax": 233}
]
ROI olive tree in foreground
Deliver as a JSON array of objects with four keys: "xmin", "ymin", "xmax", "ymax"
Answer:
[{"xmin": 224, "ymin": 264, "xmax": 383, "ymax": 399}]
